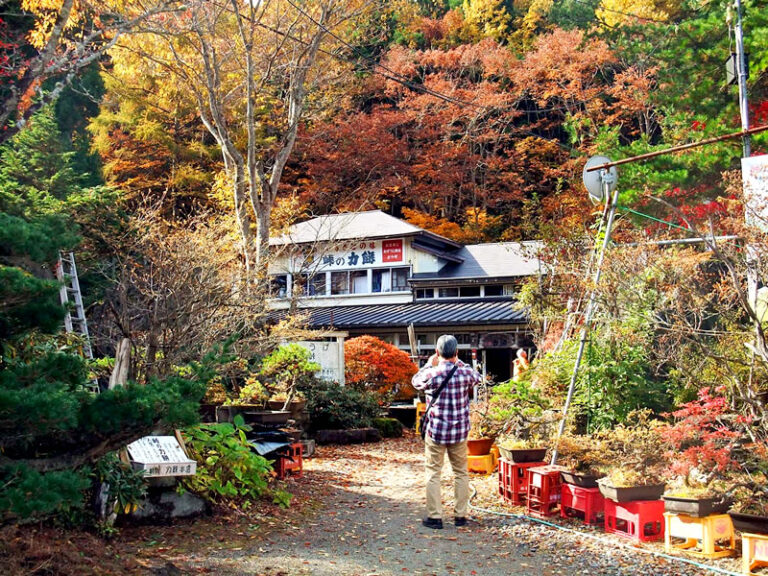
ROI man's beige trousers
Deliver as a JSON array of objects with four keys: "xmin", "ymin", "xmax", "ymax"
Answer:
[{"xmin": 424, "ymin": 434, "xmax": 469, "ymax": 519}]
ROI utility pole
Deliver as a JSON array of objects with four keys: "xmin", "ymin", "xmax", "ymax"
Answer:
[{"xmin": 732, "ymin": 0, "xmax": 751, "ymax": 157}]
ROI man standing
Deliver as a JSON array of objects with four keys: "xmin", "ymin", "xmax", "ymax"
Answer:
[{"xmin": 412, "ymin": 335, "xmax": 482, "ymax": 529}]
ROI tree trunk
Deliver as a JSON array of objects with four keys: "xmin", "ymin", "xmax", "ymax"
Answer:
[{"xmin": 108, "ymin": 338, "xmax": 132, "ymax": 389}]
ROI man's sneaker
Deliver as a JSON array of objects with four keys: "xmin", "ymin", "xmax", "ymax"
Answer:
[
  {"xmin": 422, "ymin": 517, "xmax": 443, "ymax": 529},
  {"xmin": 454, "ymin": 517, "xmax": 468, "ymax": 527}
]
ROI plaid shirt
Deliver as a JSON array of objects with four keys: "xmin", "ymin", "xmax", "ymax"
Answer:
[{"xmin": 412, "ymin": 359, "xmax": 481, "ymax": 445}]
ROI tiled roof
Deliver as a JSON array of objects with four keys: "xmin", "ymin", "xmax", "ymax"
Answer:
[
  {"xmin": 270, "ymin": 210, "xmax": 460, "ymax": 247},
  {"xmin": 269, "ymin": 300, "xmax": 528, "ymax": 329},
  {"xmin": 411, "ymin": 241, "xmax": 543, "ymax": 281}
]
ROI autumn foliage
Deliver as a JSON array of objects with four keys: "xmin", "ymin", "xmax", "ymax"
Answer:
[{"xmin": 344, "ymin": 336, "xmax": 418, "ymax": 399}]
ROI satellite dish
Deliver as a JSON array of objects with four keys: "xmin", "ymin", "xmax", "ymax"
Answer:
[{"xmin": 583, "ymin": 155, "xmax": 617, "ymax": 203}]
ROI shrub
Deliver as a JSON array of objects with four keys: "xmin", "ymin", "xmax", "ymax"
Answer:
[
  {"xmin": 180, "ymin": 415, "xmax": 273, "ymax": 507},
  {"xmin": 344, "ymin": 335, "xmax": 417, "ymax": 399},
  {"xmin": 302, "ymin": 380, "xmax": 381, "ymax": 431},
  {"xmin": 373, "ymin": 417, "xmax": 403, "ymax": 438}
]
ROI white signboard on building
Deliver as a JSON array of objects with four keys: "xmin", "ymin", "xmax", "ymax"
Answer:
[
  {"xmin": 292, "ymin": 238, "xmax": 404, "ymax": 272},
  {"xmin": 743, "ymin": 154, "xmax": 768, "ymax": 231},
  {"xmin": 297, "ymin": 340, "xmax": 345, "ymax": 385},
  {"xmin": 127, "ymin": 436, "xmax": 197, "ymax": 478}
]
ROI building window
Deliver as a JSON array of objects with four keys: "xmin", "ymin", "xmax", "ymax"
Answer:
[
  {"xmin": 309, "ymin": 273, "xmax": 326, "ymax": 296},
  {"xmin": 350, "ymin": 270, "xmax": 368, "ymax": 294},
  {"xmin": 459, "ymin": 286, "xmax": 481, "ymax": 297},
  {"xmin": 372, "ymin": 269, "xmax": 390, "ymax": 293},
  {"xmin": 484, "ymin": 285, "xmax": 503, "ymax": 297},
  {"xmin": 270, "ymin": 275, "xmax": 288, "ymax": 298},
  {"xmin": 438, "ymin": 287, "xmax": 459, "ymax": 298},
  {"xmin": 331, "ymin": 271, "xmax": 349, "ymax": 295},
  {"xmin": 392, "ymin": 267, "xmax": 409, "ymax": 291},
  {"xmin": 415, "ymin": 288, "xmax": 435, "ymax": 299}
]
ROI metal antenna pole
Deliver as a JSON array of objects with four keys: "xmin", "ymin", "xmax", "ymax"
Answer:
[
  {"xmin": 551, "ymin": 174, "xmax": 619, "ymax": 464},
  {"xmin": 734, "ymin": 0, "xmax": 751, "ymax": 157}
]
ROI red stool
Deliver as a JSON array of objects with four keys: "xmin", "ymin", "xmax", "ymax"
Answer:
[
  {"xmin": 605, "ymin": 499, "xmax": 664, "ymax": 542},
  {"xmin": 498, "ymin": 459, "xmax": 546, "ymax": 505},
  {"xmin": 561, "ymin": 484, "xmax": 605, "ymax": 525},
  {"xmin": 275, "ymin": 442, "xmax": 303, "ymax": 479},
  {"xmin": 526, "ymin": 465, "xmax": 568, "ymax": 518}
]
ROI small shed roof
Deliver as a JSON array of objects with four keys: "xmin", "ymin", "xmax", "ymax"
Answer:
[{"xmin": 411, "ymin": 241, "xmax": 543, "ymax": 282}]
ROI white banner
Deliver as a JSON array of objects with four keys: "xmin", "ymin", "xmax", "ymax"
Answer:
[{"xmin": 743, "ymin": 154, "xmax": 768, "ymax": 231}]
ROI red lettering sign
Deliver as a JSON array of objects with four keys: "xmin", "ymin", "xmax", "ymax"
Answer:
[{"xmin": 382, "ymin": 239, "xmax": 403, "ymax": 263}]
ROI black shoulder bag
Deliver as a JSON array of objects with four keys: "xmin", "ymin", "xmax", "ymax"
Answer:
[{"xmin": 419, "ymin": 364, "xmax": 459, "ymax": 441}]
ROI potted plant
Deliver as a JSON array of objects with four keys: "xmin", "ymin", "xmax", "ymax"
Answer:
[
  {"xmin": 487, "ymin": 378, "xmax": 554, "ymax": 461},
  {"xmin": 663, "ymin": 480, "xmax": 732, "ymax": 518},
  {"xmin": 595, "ymin": 410, "xmax": 667, "ymax": 502},
  {"xmin": 259, "ymin": 344, "xmax": 320, "ymax": 411},
  {"xmin": 217, "ymin": 377, "xmax": 290, "ymax": 425},
  {"xmin": 660, "ymin": 387, "xmax": 742, "ymax": 517},
  {"xmin": 554, "ymin": 434, "xmax": 607, "ymax": 488},
  {"xmin": 496, "ymin": 436, "xmax": 547, "ymax": 464},
  {"xmin": 468, "ymin": 401, "xmax": 496, "ymax": 456},
  {"xmin": 729, "ymin": 480, "xmax": 768, "ymax": 534}
]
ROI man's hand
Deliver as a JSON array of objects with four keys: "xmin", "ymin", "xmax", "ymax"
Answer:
[{"xmin": 428, "ymin": 353, "xmax": 440, "ymax": 367}]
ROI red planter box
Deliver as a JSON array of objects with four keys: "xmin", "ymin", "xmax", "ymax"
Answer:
[
  {"xmin": 605, "ymin": 499, "xmax": 664, "ymax": 542},
  {"xmin": 561, "ymin": 484, "xmax": 605, "ymax": 525},
  {"xmin": 498, "ymin": 458, "xmax": 546, "ymax": 505},
  {"xmin": 526, "ymin": 465, "xmax": 568, "ymax": 518}
]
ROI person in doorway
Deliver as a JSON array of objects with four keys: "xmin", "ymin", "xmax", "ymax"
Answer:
[
  {"xmin": 513, "ymin": 349, "xmax": 529, "ymax": 381},
  {"xmin": 412, "ymin": 335, "xmax": 482, "ymax": 529}
]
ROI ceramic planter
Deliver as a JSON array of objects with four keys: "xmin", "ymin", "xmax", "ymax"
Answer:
[
  {"xmin": 729, "ymin": 511, "xmax": 768, "ymax": 534},
  {"xmin": 597, "ymin": 480, "xmax": 665, "ymax": 503},
  {"xmin": 467, "ymin": 438, "xmax": 494, "ymax": 456},
  {"xmin": 497, "ymin": 447, "xmax": 547, "ymax": 463},
  {"xmin": 560, "ymin": 471, "xmax": 602, "ymax": 488},
  {"xmin": 663, "ymin": 495, "xmax": 731, "ymax": 518}
]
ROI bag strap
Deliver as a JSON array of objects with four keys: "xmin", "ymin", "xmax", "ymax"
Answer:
[{"xmin": 423, "ymin": 363, "xmax": 459, "ymax": 420}]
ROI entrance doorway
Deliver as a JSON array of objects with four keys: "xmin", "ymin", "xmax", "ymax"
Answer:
[{"xmin": 483, "ymin": 348, "xmax": 512, "ymax": 383}]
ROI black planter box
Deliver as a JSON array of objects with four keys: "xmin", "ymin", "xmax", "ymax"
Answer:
[
  {"xmin": 561, "ymin": 471, "xmax": 602, "ymax": 488},
  {"xmin": 729, "ymin": 511, "xmax": 768, "ymax": 534},
  {"xmin": 663, "ymin": 496, "xmax": 731, "ymax": 518},
  {"xmin": 598, "ymin": 481, "xmax": 665, "ymax": 503},
  {"xmin": 216, "ymin": 405, "xmax": 291, "ymax": 425},
  {"xmin": 498, "ymin": 447, "xmax": 547, "ymax": 463}
]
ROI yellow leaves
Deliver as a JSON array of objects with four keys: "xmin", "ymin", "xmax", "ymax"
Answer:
[
  {"xmin": 461, "ymin": 0, "xmax": 512, "ymax": 42},
  {"xmin": 596, "ymin": 0, "xmax": 678, "ymax": 27}
]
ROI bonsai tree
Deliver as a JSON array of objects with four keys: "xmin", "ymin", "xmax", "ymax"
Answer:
[
  {"xmin": 660, "ymin": 386, "xmax": 742, "ymax": 499},
  {"xmin": 259, "ymin": 344, "xmax": 320, "ymax": 410},
  {"xmin": 489, "ymin": 378, "xmax": 553, "ymax": 448},
  {"xmin": 596, "ymin": 410, "xmax": 669, "ymax": 487}
]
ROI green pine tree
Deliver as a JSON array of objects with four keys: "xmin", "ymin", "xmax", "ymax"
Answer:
[{"xmin": 0, "ymin": 110, "xmax": 207, "ymax": 523}]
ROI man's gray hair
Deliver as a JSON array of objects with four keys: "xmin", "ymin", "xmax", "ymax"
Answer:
[{"xmin": 436, "ymin": 334, "xmax": 458, "ymax": 358}]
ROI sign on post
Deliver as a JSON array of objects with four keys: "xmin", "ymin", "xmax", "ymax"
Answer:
[
  {"xmin": 743, "ymin": 154, "xmax": 768, "ymax": 231},
  {"xmin": 127, "ymin": 436, "xmax": 197, "ymax": 478}
]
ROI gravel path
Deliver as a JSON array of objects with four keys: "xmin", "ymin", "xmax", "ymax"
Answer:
[{"xmin": 185, "ymin": 433, "xmax": 742, "ymax": 576}]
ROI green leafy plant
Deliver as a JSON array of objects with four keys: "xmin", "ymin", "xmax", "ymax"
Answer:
[
  {"xmin": 260, "ymin": 344, "xmax": 320, "ymax": 410},
  {"xmin": 180, "ymin": 415, "xmax": 273, "ymax": 506},
  {"xmin": 301, "ymin": 380, "xmax": 381, "ymax": 431},
  {"xmin": 93, "ymin": 452, "xmax": 147, "ymax": 531},
  {"xmin": 488, "ymin": 378, "xmax": 553, "ymax": 441}
]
